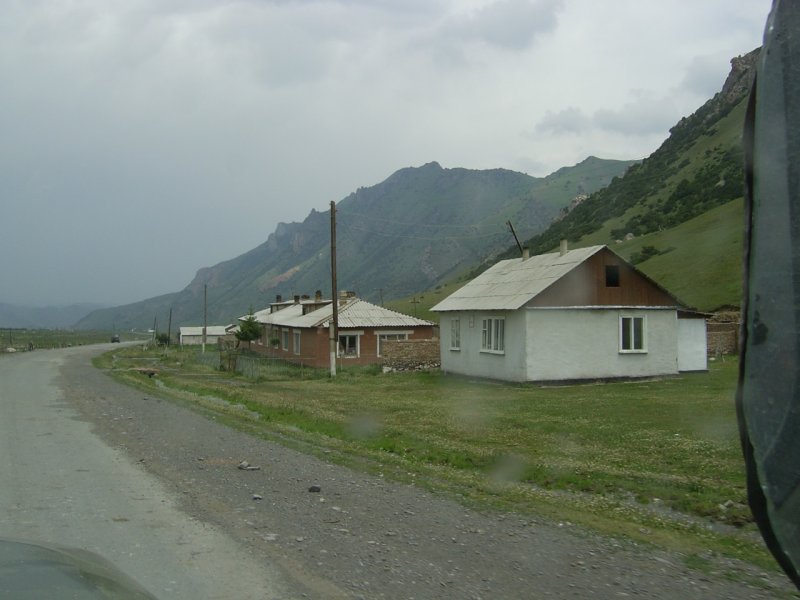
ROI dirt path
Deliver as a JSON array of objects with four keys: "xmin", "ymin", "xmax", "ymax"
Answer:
[{"xmin": 60, "ymin": 346, "xmax": 794, "ymax": 599}]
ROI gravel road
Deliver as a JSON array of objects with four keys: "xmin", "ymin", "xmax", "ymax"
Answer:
[{"xmin": 43, "ymin": 346, "xmax": 798, "ymax": 598}]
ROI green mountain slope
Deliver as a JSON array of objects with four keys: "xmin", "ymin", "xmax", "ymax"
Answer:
[
  {"xmin": 77, "ymin": 157, "xmax": 634, "ymax": 330},
  {"xmin": 610, "ymin": 198, "xmax": 743, "ymax": 311},
  {"xmin": 470, "ymin": 49, "xmax": 757, "ymax": 312}
]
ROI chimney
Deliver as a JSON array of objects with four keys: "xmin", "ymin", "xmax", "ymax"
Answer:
[
  {"xmin": 293, "ymin": 295, "xmax": 300, "ymax": 304},
  {"xmin": 522, "ymin": 246, "xmax": 530, "ymax": 261},
  {"xmin": 559, "ymin": 239, "xmax": 568, "ymax": 256},
  {"xmin": 315, "ymin": 290, "xmax": 322, "ymax": 302},
  {"xmin": 276, "ymin": 294, "xmax": 282, "ymax": 303}
]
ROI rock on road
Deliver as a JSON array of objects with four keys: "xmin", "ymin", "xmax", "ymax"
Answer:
[{"xmin": 0, "ymin": 346, "xmax": 794, "ymax": 599}]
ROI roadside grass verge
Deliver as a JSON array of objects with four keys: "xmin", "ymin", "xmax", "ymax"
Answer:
[
  {"xmin": 1, "ymin": 328, "xmax": 139, "ymax": 350},
  {"xmin": 95, "ymin": 347, "xmax": 777, "ymax": 574}
]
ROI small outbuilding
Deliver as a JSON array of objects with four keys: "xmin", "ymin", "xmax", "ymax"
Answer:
[
  {"xmin": 431, "ymin": 244, "xmax": 707, "ymax": 383},
  {"xmin": 179, "ymin": 325, "xmax": 232, "ymax": 346}
]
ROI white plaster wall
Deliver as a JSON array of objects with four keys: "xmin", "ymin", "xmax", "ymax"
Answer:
[
  {"xmin": 677, "ymin": 318, "xmax": 708, "ymax": 371},
  {"xmin": 438, "ymin": 311, "xmax": 528, "ymax": 381},
  {"xmin": 524, "ymin": 309, "xmax": 679, "ymax": 381}
]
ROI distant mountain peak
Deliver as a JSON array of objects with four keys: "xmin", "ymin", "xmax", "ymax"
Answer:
[{"xmin": 76, "ymin": 158, "xmax": 633, "ymax": 329}]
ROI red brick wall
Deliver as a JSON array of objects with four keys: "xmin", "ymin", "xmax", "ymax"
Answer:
[{"xmin": 248, "ymin": 325, "xmax": 436, "ymax": 368}]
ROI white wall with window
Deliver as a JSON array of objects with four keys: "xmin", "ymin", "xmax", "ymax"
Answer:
[
  {"xmin": 439, "ymin": 311, "xmax": 526, "ymax": 381},
  {"xmin": 525, "ymin": 308, "xmax": 678, "ymax": 381}
]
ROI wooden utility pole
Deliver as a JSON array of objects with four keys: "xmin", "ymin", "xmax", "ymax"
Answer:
[
  {"xmin": 507, "ymin": 220, "xmax": 523, "ymax": 255},
  {"xmin": 202, "ymin": 284, "xmax": 207, "ymax": 354},
  {"xmin": 152, "ymin": 316, "xmax": 157, "ymax": 343},
  {"xmin": 410, "ymin": 296, "xmax": 420, "ymax": 317},
  {"xmin": 166, "ymin": 307, "xmax": 173, "ymax": 347},
  {"xmin": 330, "ymin": 201, "xmax": 338, "ymax": 377}
]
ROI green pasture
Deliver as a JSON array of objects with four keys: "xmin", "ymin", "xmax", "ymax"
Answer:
[{"xmin": 96, "ymin": 346, "xmax": 776, "ymax": 575}]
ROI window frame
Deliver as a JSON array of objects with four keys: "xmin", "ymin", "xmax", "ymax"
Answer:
[
  {"xmin": 450, "ymin": 318, "xmax": 461, "ymax": 351},
  {"xmin": 480, "ymin": 317, "xmax": 505, "ymax": 354},
  {"xmin": 281, "ymin": 329, "xmax": 289, "ymax": 351},
  {"xmin": 619, "ymin": 315, "xmax": 647, "ymax": 353},
  {"xmin": 293, "ymin": 330, "xmax": 301, "ymax": 355},
  {"xmin": 605, "ymin": 264, "xmax": 621, "ymax": 287},
  {"xmin": 338, "ymin": 333, "xmax": 360, "ymax": 358}
]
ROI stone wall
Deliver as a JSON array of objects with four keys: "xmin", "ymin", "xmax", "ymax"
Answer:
[
  {"xmin": 707, "ymin": 322, "xmax": 739, "ymax": 356},
  {"xmin": 381, "ymin": 339, "xmax": 440, "ymax": 372}
]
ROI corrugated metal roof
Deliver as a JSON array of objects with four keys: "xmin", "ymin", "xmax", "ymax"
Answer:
[
  {"xmin": 250, "ymin": 298, "xmax": 433, "ymax": 329},
  {"xmin": 336, "ymin": 298, "xmax": 433, "ymax": 328},
  {"xmin": 431, "ymin": 245, "xmax": 605, "ymax": 312}
]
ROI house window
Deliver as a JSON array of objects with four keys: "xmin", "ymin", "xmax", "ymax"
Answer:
[
  {"xmin": 450, "ymin": 318, "xmax": 461, "ymax": 351},
  {"xmin": 293, "ymin": 331, "xmax": 301, "ymax": 355},
  {"xmin": 481, "ymin": 317, "xmax": 505, "ymax": 353},
  {"xmin": 282, "ymin": 329, "xmax": 289, "ymax": 351},
  {"xmin": 377, "ymin": 332, "xmax": 409, "ymax": 357},
  {"xmin": 606, "ymin": 265, "xmax": 620, "ymax": 287},
  {"xmin": 339, "ymin": 334, "xmax": 359, "ymax": 357},
  {"xmin": 620, "ymin": 316, "xmax": 646, "ymax": 352}
]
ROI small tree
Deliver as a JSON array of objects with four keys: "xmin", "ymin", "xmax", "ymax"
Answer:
[{"xmin": 235, "ymin": 312, "xmax": 262, "ymax": 349}]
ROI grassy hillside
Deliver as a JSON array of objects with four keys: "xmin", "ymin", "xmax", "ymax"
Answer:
[
  {"xmin": 611, "ymin": 199, "xmax": 743, "ymax": 311},
  {"xmin": 404, "ymin": 197, "xmax": 744, "ymax": 322}
]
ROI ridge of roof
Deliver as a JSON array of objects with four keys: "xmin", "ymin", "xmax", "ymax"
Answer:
[
  {"xmin": 251, "ymin": 297, "xmax": 434, "ymax": 328},
  {"xmin": 431, "ymin": 245, "xmax": 605, "ymax": 312}
]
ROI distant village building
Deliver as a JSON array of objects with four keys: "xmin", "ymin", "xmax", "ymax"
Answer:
[
  {"xmin": 431, "ymin": 244, "xmax": 707, "ymax": 383},
  {"xmin": 243, "ymin": 291, "xmax": 436, "ymax": 368},
  {"xmin": 179, "ymin": 325, "xmax": 232, "ymax": 346}
]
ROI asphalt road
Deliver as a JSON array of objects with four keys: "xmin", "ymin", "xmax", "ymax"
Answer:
[
  {"xmin": 0, "ymin": 346, "xmax": 311, "ymax": 599},
  {"xmin": 0, "ymin": 345, "xmax": 795, "ymax": 599}
]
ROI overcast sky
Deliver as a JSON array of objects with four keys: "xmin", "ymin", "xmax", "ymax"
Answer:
[{"xmin": 1, "ymin": 0, "xmax": 770, "ymax": 308}]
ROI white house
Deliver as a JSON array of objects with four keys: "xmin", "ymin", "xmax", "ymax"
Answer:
[{"xmin": 431, "ymin": 244, "xmax": 707, "ymax": 383}]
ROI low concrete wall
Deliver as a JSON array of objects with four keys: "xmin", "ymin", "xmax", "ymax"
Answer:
[{"xmin": 381, "ymin": 339, "xmax": 440, "ymax": 372}]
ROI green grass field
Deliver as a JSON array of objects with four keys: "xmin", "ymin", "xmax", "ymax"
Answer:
[
  {"xmin": 96, "ymin": 346, "xmax": 777, "ymax": 574},
  {"xmin": 0, "ymin": 328, "xmax": 144, "ymax": 351}
]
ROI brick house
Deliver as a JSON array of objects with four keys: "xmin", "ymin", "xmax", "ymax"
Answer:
[{"xmin": 243, "ymin": 292, "xmax": 435, "ymax": 368}]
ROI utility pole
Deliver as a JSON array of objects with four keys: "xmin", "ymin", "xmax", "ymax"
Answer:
[
  {"xmin": 410, "ymin": 296, "xmax": 420, "ymax": 317},
  {"xmin": 166, "ymin": 307, "xmax": 173, "ymax": 347},
  {"xmin": 507, "ymin": 220, "xmax": 524, "ymax": 256},
  {"xmin": 202, "ymin": 284, "xmax": 207, "ymax": 354},
  {"xmin": 152, "ymin": 316, "xmax": 157, "ymax": 343},
  {"xmin": 330, "ymin": 200, "xmax": 338, "ymax": 377}
]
